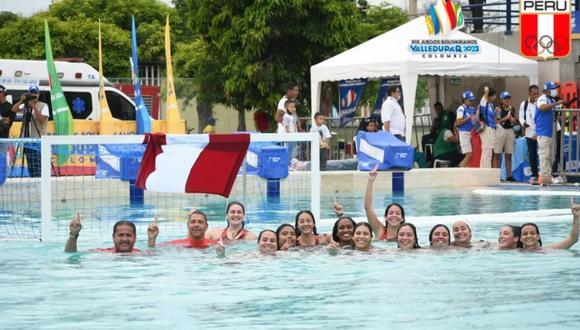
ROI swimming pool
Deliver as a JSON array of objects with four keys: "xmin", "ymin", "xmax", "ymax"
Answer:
[{"xmin": 1, "ymin": 188, "xmax": 579, "ymax": 329}]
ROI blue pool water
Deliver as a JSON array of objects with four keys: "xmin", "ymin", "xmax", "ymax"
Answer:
[{"xmin": 1, "ymin": 188, "xmax": 579, "ymax": 329}]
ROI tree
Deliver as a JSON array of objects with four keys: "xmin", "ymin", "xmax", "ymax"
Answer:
[
  {"xmin": 0, "ymin": 0, "xmax": 179, "ymax": 77},
  {"xmin": 179, "ymin": 0, "xmax": 362, "ymax": 131},
  {"xmin": 0, "ymin": 11, "xmax": 18, "ymax": 30}
]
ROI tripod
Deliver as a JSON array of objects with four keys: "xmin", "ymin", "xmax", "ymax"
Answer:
[{"xmin": 10, "ymin": 101, "xmax": 43, "ymax": 178}]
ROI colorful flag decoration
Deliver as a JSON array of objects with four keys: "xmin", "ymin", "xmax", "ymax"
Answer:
[
  {"xmin": 339, "ymin": 79, "xmax": 367, "ymax": 127},
  {"xmin": 98, "ymin": 21, "xmax": 115, "ymax": 134},
  {"xmin": 425, "ymin": 0, "xmax": 464, "ymax": 36},
  {"xmin": 131, "ymin": 16, "xmax": 152, "ymax": 134},
  {"xmin": 136, "ymin": 133, "xmax": 250, "ymax": 197},
  {"xmin": 44, "ymin": 20, "xmax": 74, "ymax": 165},
  {"xmin": 165, "ymin": 16, "xmax": 182, "ymax": 133}
]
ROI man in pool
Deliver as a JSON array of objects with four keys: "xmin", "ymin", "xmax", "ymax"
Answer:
[
  {"xmin": 148, "ymin": 210, "xmax": 218, "ymax": 249},
  {"xmin": 65, "ymin": 214, "xmax": 141, "ymax": 253}
]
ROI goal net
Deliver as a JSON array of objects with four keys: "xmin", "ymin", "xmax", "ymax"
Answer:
[{"xmin": 0, "ymin": 133, "xmax": 320, "ymax": 242}]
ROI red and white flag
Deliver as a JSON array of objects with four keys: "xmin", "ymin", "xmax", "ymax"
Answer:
[
  {"xmin": 520, "ymin": 1, "xmax": 571, "ymax": 58},
  {"xmin": 136, "ymin": 133, "xmax": 250, "ymax": 197}
]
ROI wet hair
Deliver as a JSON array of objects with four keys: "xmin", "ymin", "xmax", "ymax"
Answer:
[
  {"xmin": 225, "ymin": 201, "xmax": 246, "ymax": 234},
  {"xmin": 429, "ymin": 224, "xmax": 451, "ymax": 246},
  {"xmin": 189, "ymin": 210, "xmax": 208, "ymax": 223},
  {"xmin": 384, "ymin": 203, "xmax": 406, "ymax": 225},
  {"xmin": 387, "ymin": 85, "xmax": 400, "ymax": 96},
  {"xmin": 294, "ymin": 210, "xmax": 318, "ymax": 236},
  {"xmin": 275, "ymin": 224, "xmax": 297, "ymax": 250},
  {"xmin": 332, "ymin": 216, "xmax": 356, "ymax": 243},
  {"xmin": 507, "ymin": 225, "xmax": 521, "ymax": 238},
  {"xmin": 354, "ymin": 222, "xmax": 374, "ymax": 238},
  {"xmin": 518, "ymin": 223, "xmax": 542, "ymax": 248},
  {"xmin": 113, "ymin": 220, "xmax": 136, "ymax": 236},
  {"xmin": 257, "ymin": 229, "xmax": 277, "ymax": 245},
  {"xmin": 529, "ymin": 84, "xmax": 539, "ymax": 92},
  {"xmin": 397, "ymin": 223, "xmax": 421, "ymax": 249}
]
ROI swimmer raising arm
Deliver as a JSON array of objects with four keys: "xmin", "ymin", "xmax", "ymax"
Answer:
[
  {"xmin": 65, "ymin": 213, "xmax": 82, "ymax": 253},
  {"xmin": 365, "ymin": 166, "xmax": 386, "ymax": 239},
  {"xmin": 545, "ymin": 199, "xmax": 580, "ymax": 250},
  {"xmin": 147, "ymin": 216, "xmax": 159, "ymax": 248},
  {"xmin": 365, "ymin": 166, "xmax": 406, "ymax": 241}
]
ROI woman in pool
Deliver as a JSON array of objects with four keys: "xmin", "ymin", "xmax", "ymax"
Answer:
[
  {"xmin": 429, "ymin": 224, "xmax": 451, "ymax": 248},
  {"xmin": 497, "ymin": 225, "xmax": 520, "ymax": 250},
  {"xmin": 258, "ymin": 230, "xmax": 278, "ymax": 255},
  {"xmin": 329, "ymin": 222, "xmax": 373, "ymax": 253},
  {"xmin": 294, "ymin": 210, "xmax": 331, "ymax": 247},
  {"xmin": 206, "ymin": 201, "xmax": 257, "ymax": 243},
  {"xmin": 452, "ymin": 220, "xmax": 473, "ymax": 248},
  {"xmin": 365, "ymin": 168, "xmax": 406, "ymax": 241},
  {"xmin": 519, "ymin": 199, "xmax": 580, "ymax": 251},
  {"xmin": 332, "ymin": 216, "xmax": 356, "ymax": 248},
  {"xmin": 397, "ymin": 223, "xmax": 421, "ymax": 250},
  {"xmin": 276, "ymin": 224, "xmax": 297, "ymax": 251}
]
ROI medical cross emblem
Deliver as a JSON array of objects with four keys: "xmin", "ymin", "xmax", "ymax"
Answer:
[{"xmin": 520, "ymin": 0, "xmax": 571, "ymax": 59}]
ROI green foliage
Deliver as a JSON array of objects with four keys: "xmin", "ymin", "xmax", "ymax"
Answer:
[
  {"xmin": 178, "ymin": 0, "xmax": 362, "ymax": 118},
  {"xmin": 0, "ymin": 0, "xmax": 182, "ymax": 77},
  {"xmin": 415, "ymin": 79, "xmax": 429, "ymax": 111},
  {"xmin": 358, "ymin": 3, "xmax": 408, "ymax": 42},
  {"xmin": 0, "ymin": 11, "xmax": 19, "ymax": 29}
]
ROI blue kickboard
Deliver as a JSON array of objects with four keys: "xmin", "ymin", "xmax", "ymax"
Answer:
[{"xmin": 356, "ymin": 131, "xmax": 414, "ymax": 170}]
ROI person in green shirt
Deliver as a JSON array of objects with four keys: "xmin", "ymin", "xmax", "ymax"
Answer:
[{"xmin": 433, "ymin": 111, "xmax": 463, "ymax": 167}]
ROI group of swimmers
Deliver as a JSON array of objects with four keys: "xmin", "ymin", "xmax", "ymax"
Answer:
[{"xmin": 65, "ymin": 170, "xmax": 580, "ymax": 255}]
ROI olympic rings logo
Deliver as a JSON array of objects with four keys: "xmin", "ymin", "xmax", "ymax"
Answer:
[{"xmin": 524, "ymin": 35, "xmax": 566, "ymax": 55}]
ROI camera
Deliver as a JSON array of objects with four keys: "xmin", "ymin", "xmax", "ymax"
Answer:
[{"xmin": 22, "ymin": 92, "xmax": 37, "ymax": 103}]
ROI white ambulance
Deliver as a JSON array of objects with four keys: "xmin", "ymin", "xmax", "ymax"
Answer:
[{"xmin": 0, "ymin": 59, "xmax": 138, "ymax": 136}]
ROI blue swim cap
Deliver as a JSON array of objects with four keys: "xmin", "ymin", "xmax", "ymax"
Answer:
[{"xmin": 27, "ymin": 84, "xmax": 40, "ymax": 94}]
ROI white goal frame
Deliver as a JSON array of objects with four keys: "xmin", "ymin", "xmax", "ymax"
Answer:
[{"xmin": 40, "ymin": 133, "xmax": 320, "ymax": 241}]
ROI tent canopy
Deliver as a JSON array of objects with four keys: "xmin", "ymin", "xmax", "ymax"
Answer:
[{"xmin": 310, "ymin": 17, "xmax": 538, "ymax": 142}]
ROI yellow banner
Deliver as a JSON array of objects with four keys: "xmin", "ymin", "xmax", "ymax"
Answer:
[
  {"xmin": 98, "ymin": 21, "xmax": 115, "ymax": 134},
  {"xmin": 165, "ymin": 16, "xmax": 183, "ymax": 134}
]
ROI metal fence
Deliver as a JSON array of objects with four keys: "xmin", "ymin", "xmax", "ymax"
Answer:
[{"xmin": 554, "ymin": 109, "xmax": 580, "ymax": 180}]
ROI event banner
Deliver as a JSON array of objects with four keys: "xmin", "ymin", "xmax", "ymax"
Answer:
[
  {"xmin": 339, "ymin": 79, "xmax": 367, "ymax": 127},
  {"xmin": 374, "ymin": 78, "xmax": 404, "ymax": 113},
  {"xmin": 131, "ymin": 16, "xmax": 152, "ymax": 134}
]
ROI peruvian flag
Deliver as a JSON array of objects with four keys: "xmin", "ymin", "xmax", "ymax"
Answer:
[
  {"xmin": 136, "ymin": 133, "xmax": 250, "ymax": 197},
  {"xmin": 520, "ymin": 1, "xmax": 571, "ymax": 58}
]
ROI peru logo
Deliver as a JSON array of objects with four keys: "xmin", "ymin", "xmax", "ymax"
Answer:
[
  {"xmin": 520, "ymin": 0, "xmax": 571, "ymax": 59},
  {"xmin": 424, "ymin": 0, "xmax": 464, "ymax": 36}
]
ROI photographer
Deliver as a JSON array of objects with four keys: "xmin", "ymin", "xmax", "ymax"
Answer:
[
  {"xmin": 0, "ymin": 85, "xmax": 15, "ymax": 138},
  {"xmin": 11, "ymin": 85, "xmax": 49, "ymax": 177}
]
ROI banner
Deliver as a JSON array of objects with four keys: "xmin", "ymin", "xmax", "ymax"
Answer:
[
  {"xmin": 98, "ymin": 21, "xmax": 115, "ymax": 135},
  {"xmin": 44, "ymin": 20, "xmax": 74, "ymax": 165},
  {"xmin": 131, "ymin": 16, "xmax": 152, "ymax": 134},
  {"xmin": 374, "ymin": 78, "xmax": 404, "ymax": 113},
  {"xmin": 339, "ymin": 79, "xmax": 366, "ymax": 127},
  {"xmin": 520, "ymin": 0, "xmax": 571, "ymax": 59},
  {"xmin": 164, "ymin": 16, "xmax": 182, "ymax": 133}
]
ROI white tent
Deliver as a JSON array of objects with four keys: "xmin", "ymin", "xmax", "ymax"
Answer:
[{"xmin": 310, "ymin": 17, "xmax": 539, "ymax": 143}]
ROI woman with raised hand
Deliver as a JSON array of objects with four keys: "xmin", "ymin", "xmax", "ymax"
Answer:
[
  {"xmin": 429, "ymin": 224, "xmax": 451, "ymax": 249},
  {"xmin": 520, "ymin": 199, "xmax": 580, "ymax": 251},
  {"xmin": 294, "ymin": 210, "xmax": 331, "ymax": 247},
  {"xmin": 397, "ymin": 223, "xmax": 421, "ymax": 250},
  {"xmin": 364, "ymin": 167, "xmax": 406, "ymax": 241},
  {"xmin": 276, "ymin": 224, "xmax": 297, "ymax": 251},
  {"xmin": 206, "ymin": 201, "xmax": 257, "ymax": 243}
]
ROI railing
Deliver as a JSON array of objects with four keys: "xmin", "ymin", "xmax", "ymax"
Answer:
[
  {"xmin": 554, "ymin": 109, "xmax": 580, "ymax": 180},
  {"xmin": 462, "ymin": 1, "xmax": 578, "ymax": 36}
]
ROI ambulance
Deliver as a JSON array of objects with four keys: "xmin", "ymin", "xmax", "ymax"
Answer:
[{"xmin": 0, "ymin": 59, "xmax": 172, "ymax": 137}]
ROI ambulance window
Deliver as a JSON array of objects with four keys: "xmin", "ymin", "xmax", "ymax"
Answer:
[
  {"xmin": 106, "ymin": 91, "xmax": 135, "ymax": 120},
  {"xmin": 64, "ymin": 92, "xmax": 92, "ymax": 119}
]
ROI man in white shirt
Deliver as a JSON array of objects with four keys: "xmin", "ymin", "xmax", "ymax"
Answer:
[
  {"xmin": 276, "ymin": 82, "xmax": 299, "ymax": 133},
  {"xmin": 518, "ymin": 85, "xmax": 540, "ymax": 184},
  {"xmin": 310, "ymin": 112, "xmax": 332, "ymax": 170},
  {"xmin": 380, "ymin": 86, "xmax": 405, "ymax": 142}
]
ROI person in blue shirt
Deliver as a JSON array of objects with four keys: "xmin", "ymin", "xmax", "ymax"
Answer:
[
  {"xmin": 478, "ymin": 86, "xmax": 497, "ymax": 168},
  {"xmin": 454, "ymin": 90, "xmax": 477, "ymax": 167},
  {"xmin": 535, "ymin": 81, "xmax": 566, "ymax": 186}
]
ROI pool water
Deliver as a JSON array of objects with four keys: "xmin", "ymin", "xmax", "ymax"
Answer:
[{"xmin": 1, "ymin": 188, "xmax": 579, "ymax": 329}]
